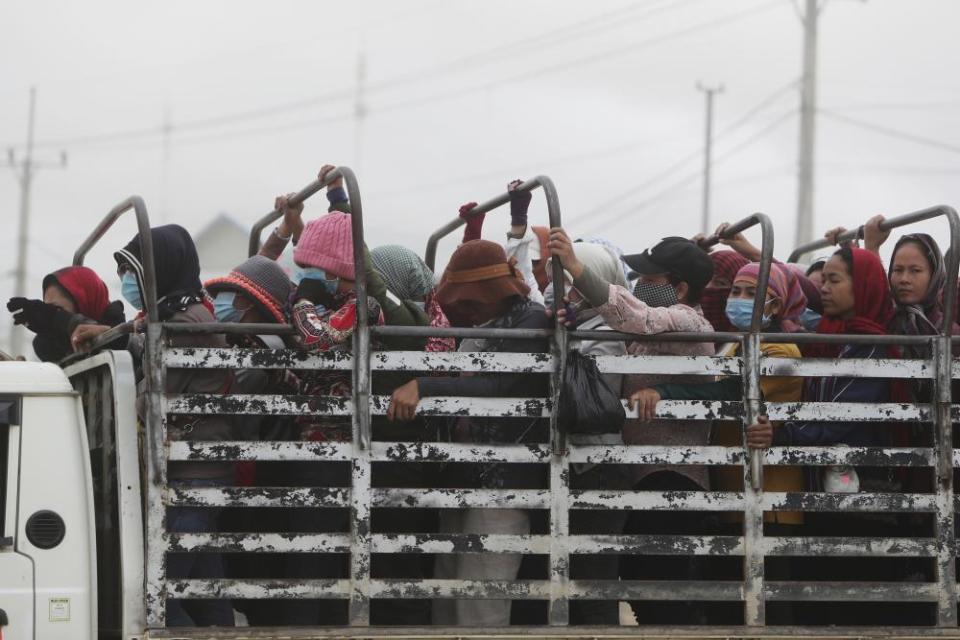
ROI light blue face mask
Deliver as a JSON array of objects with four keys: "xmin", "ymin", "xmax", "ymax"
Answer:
[
  {"xmin": 296, "ymin": 266, "xmax": 340, "ymax": 295},
  {"xmin": 213, "ymin": 291, "xmax": 244, "ymax": 323},
  {"xmin": 799, "ymin": 307, "xmax": 822, "ymax": 331},
  {"xmin": 725, "ymin": 297, "xmax": 772, "ymax": 331},
  {"xmin": 120, "ymin": 272, "xmax": 143, "ymax": 310}
]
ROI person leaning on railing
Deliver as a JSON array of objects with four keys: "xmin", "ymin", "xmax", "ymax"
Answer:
[
  {"xmin": 626, "ymin": 262, "xmax": 808, "ymax": 623},
  {"xmin": 544, "ymin": 241, "xmax": 632, "ymax": 626},
  {"xmin": 204, "ymin": 254, "xmax": 301, "ymax": 626},
  {"xmin": 115, "ymin": 223, "xmax": 236, "ymax": 627},
  {"xmin": 386, "ymin": 238, "xmax": 550, "ymax": 627},
  {"xmin": 7, "ymin": 265, "xmax": 127, "ymax": 361},
  {"xmin": 548, "ymin": 228, "xmax": 718, "ymax": 625},
  {"xmin": 747, "ymin": 247, "xmax": 903, "ymax": 462},
  {"xmin": 263, "ymin": 165, "xmax": 429, "ymax": 353}
]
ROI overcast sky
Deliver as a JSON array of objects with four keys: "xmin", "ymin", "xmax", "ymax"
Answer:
[{"xmin": 2, "ymin": 0, "xmax": 960, "ymax": 353}]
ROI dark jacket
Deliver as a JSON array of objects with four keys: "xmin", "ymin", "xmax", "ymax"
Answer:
[{"xmin": 774, "ymin": 343, "xmax": 894, "ymax": 447}]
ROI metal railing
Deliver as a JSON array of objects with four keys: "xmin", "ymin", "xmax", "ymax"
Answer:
[{"xmin": 72, "ymin": 181, "xmax": 960, "ymax": 632}]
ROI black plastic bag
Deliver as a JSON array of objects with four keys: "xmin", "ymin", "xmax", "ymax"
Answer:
[{"xmin": 558, "ymin": 350, "xmax": 626, "ymax": 435}]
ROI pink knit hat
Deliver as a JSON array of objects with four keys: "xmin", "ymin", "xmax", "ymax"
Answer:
[{"xmin": 293, "ymin": 212, "xmax": 356, "ymax": 280}]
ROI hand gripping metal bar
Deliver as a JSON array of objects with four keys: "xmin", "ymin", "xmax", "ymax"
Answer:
[{"xmin": 248, "ymin": 168, "xmax": 349, "ymax": 257}]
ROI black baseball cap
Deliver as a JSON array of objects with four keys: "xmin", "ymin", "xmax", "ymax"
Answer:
[{"xmin": 622, "ymin": 237, "xmax": 714, "ymax": 290}]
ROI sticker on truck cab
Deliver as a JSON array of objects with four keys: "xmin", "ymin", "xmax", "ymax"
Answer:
[{"xmin": 48, "ymin": 598, "xmax": 70, "ymax": 622}]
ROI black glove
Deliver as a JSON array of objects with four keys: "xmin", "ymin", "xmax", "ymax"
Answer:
[
  {"xmin": 100, "ymin": 300, "xmax": 126, "ymax": 327},
  {"xmin": 295, "ymin": 279, "xmax": 336, "ymax": 309},
  {"xmin": 7, "ymin": 298, "xmax": 73, "ymax": 335}
]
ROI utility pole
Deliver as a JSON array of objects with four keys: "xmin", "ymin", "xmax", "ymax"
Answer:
[
  {"xmin": 795, "ymin": 0, "xmax": 820, "ymax": 246},
  {"xmin": 353, "ymin": 44, "xmax": 367, "ymax": 176},
  {"xmin": 697, "ymin": 82, "xmax": 724, "ymax": 235},
  {"xmin": 160, "ymin": 105, "xmax": 173, "ymax": 224},
  {"xmin": 4, "ymin": 87, "xmax": 68, "ymax": 356}
]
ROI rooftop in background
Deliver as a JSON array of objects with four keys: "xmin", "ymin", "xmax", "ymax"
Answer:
[{"xmin": 193, "ymin": 213, "xmax": 248, "ymax": 282}]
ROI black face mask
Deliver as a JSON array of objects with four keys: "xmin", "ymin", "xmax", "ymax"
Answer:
[{"xmin": 633, "ymin": 281, "xmax": 679, "ymax": 308}]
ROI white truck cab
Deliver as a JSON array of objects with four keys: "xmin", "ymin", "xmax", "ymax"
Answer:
[{"xmin": 0, "ymin": 354, "xmax": 144, "ymax": 640}]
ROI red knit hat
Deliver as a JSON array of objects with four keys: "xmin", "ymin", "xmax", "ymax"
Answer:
[{"xmin": 293, "ymin": 213, "xmax": 355, "ymax": 280}]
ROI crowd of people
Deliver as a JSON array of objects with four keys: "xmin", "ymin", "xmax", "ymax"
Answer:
[{"xmin": 5, "ymin": 165, "xmax": 957, "ymax": 627}]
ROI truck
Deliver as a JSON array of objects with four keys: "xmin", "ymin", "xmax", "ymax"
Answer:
[{"xmin": 2, "ymin": 167, "xmax": 960, "ymax": 638}]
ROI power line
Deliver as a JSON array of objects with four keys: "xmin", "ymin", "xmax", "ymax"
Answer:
[
  {"xmin": 576, "ymin": 109, "xmax": 797, "ymax": 235},
  {"xmin": 823, "ymin": 100, "xmax": 960, "ymax": 112},
  {"xmin": 14, "ymin": 1, "xmax": 784, "ymax": 152},
  {"xmin": 819, "ymin": 109, "xmax": 960, "ymax": 155},
  {"xmin": 565, "ymin": 79, "xmax": 798, "ymax": 225},
  {"xmin": 394, "ymin": 0, "xmax": 784, "ymax": 103},
  {"xmin": 366, "ymin": 0, "xmax": 694, "ymax": 92}
]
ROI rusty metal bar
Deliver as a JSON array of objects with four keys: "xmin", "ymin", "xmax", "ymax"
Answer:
[
  {"xmin": 143, "ymin": 324, "xmax": 167, "ymax": 628},
  {"xmin": 165, "ymin": 394, "xmax": 931, "ymax": 423},
  {"xmin": 742, "ymin": 332, "xmax": 765, "ymax": 625},
  {"xmin": 333, "ymin": 166, "xmax": 373, "ymax": 626},
  {"xmin": 247, "ymin": 167, "xmax": 349, "ymax": 257},
  {"xmin": 423, "ymin": 176, "xmax": 548, "ymax": 271},
  {"xmin": 161, "ymin": 320, "xmax": 941, "ymax": 345},
  {"xmin": 762, "ymin": 536, "xmax": 935, "ymax": 557},
  {"xmin": 167, "ymin": 440, "xmax": 935, "ymax": 468},
  {"xmin": 73, "ymin": 195, "xmax": 159, "ymax": 324},
  {"xmin": 934, "ymin": 333, "xmax": 958, "ymax": 625},
  {"xmin": 162, "ymin": 347, "xmax": 938, "ymax": 381},
  {"xmin": 786, "ymin": 204, "xmax": 960, "ymax": 265},
  {"xmin": 167, "ymin": 531, "xmax": 942, "ymax": 559}
]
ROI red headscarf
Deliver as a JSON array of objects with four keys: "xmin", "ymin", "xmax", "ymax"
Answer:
[
  {"xmin": 700, "ymin": 251, "xmax": 750, "ymax": 332},
  {"xmin": 805, "ymin": 248, "xmax": 895, "ymax": 358},
  {"xmin": 42, "ymin": 266, "xmax": 110, "ymax": 321}
]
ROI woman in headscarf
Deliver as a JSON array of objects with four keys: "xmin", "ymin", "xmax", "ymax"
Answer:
[
  {"xmin": 886, "ymin": 234, "xmax": 957, "ymax": 383},
  {"xmin": 749, "ymin": 247, "xmax": 899, "ymax": 450},
  {"xmin": 371, "ymin": 244, "xmax": 455, "ymax": 352},
  {"xmin": 7, "ymin": 266, "xmax": 125, "ymax": 361},
  {"xmin": 699, "ymin": 250, "xmax": 750, "ymax": 335},
  {"xmin": 629, "ymin": 262, "xmax": 807, "ymax": 556},
  {"xmin": 386, "ymin": 239, "xmax": 549, "ymax": 627},
  {"xmin": 114, "ymin": 224, "xmax": 235, "ymax": 628}
]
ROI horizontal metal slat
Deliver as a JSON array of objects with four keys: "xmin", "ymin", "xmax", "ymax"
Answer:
[
  {"xmin": 168, "ymin": 440, "xmax": 352, "ymax": 462},
  {"xmin": 164, "ymin": 347, "xmax": 352, "ymax": 370},
  {"xmin": 166, "ymin": 532, "xmax": 936, "ymax": 559},
  {"xmin": 566, "ymin": 445, "xmax": 742, "ymax": 466},
  {"xmin": 570, "ymin": 490, "xmax": 744, "ymax": 512},
  {"xmin": 166, "ymin": 578, "xmax": 940, "ymax": 602},
  {"xmin": 369, "ymin": 579, "xmax": 550, "ymax": 600},
  {"xmin": 762, "ymin": 536, "xmax": 935, "ymax": 557},
  {"xmin": 168, "ymin": 533, "xmax": 352, "ymax": 554},
  {"xmin": 372, "ymin": 441, "xmax": 552, "ymax": 464},
  {"xmin": 567, "ymin": 534, "xmax": 744, "ymax": 556},
  {"xmin": 569, "ymin": 580, "xmax": 744, "ymax": 601},
  {"xmin": 372, "ymin": 350, "xmax": 554, "ymax": 374},
  {"xmin": 168, "ymin": 441, "xmax": 936, "ymax": 468},
  {"xmin": 166, "ymin": 394, "xmax": 352, "ymax": 416},
  {"xmin": 370, "ymin": 488, "xmax": 550, "ymax": 509},
  {"xmin": 763, "ymin": 492, "xmax": 936, "ymax": 513},
  {"xmin": 763, "ymin": 446, "xmax": 934, "ymax": 467},
  {"xmin": 169, "ymin": 579, "xmax": 350, "ymax": 599},
  {"xmin": 168, "ymin": 486, "xmax": 350, "ymax": 508},
  {"xmin": 765, "ymin": 581, "xmax": 938, "ymax": 602},
  {"xmin": 762, "ymin": 357, "xmax": 931, "ymax": 379},
  {"xmin": 165, "ymin": 348, "xmax": 936, "ymax": 381},
  {"xmin": 166, "ymin": 394, "xmax": 932, "ymax": 423},
  {"xmin": 765, "ymin": 402, "xmax": 929, "ymax": 422}
]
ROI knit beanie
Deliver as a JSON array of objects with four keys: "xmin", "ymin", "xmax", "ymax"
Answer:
[
  {"xmin": 293, "ymin": 212, "xmax": 355, "ymax": 280},
  {"xmin": 205, "ymin": 255, "xmax": 293, "ymax": 324}
]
